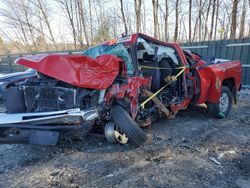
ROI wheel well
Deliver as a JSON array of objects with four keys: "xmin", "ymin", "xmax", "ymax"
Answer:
[
  {"xmin": 222, "ymin": 77, "xmax": 237, "ymax": 103},
  {"xmin": 222, "ymin": 77, "xmax": 235, "ymax": 92}
]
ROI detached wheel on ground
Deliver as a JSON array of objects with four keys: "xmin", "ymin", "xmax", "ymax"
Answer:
[
  {"xmin": 207, "ymin": 86, "xmax": 232, "ymax": 118},
  {"xmin": 110, "ymin": 105, "xmax": 147, "ymax": 146}
]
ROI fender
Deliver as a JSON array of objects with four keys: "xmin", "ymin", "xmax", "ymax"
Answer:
[{"xmin": 196, "ymin": 60, "xmax": 242, "ymax": 104}]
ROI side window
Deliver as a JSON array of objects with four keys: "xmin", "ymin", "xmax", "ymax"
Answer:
[{"xmin": 156, "ymin": 45, "xmax": 179, "ymax": 66}]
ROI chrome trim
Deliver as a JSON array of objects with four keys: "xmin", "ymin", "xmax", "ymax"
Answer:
[{"xmin": 0, "ymin": 108, "xmax": 98, "ymax": 124}]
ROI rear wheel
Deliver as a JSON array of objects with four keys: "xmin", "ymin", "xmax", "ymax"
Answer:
[
  {"xmin": 207, "ymin": 86, "xmax": 232, "ymax": 118},
  {"xmin": 110, "ymin": 105, "xmax": 147, "ymax": 146}
]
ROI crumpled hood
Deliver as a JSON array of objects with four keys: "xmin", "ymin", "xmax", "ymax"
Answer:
[{"xmin": 16, "ymin": 54, "xmax": 121, "ymax": 90}]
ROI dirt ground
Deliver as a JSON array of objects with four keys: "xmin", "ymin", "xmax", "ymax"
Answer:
[{"xmin": 0, "ymin": 90, "xmax": 249, "ymax": 188}]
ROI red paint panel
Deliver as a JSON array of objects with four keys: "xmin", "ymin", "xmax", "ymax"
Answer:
[
  {"xmin": 196, "ymin": 60, "xmax": 242, "ymax": 104},
  {"xmin": 105, "ymin": 77, "xmax": 150, "ymax": 119},
  {"xmin": 16, "ymin": 54, "xmax": 121, "ymax": 90}
]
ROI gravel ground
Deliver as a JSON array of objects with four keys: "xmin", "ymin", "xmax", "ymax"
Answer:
[{"xmin": 0, "ymin": 90, "xmax": 249, "ymax": 188}]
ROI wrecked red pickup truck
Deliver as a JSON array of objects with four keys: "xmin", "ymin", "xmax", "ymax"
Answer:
[{"xmin": 0, "ymin": 33, "xmax": 242, "ymax": 146}]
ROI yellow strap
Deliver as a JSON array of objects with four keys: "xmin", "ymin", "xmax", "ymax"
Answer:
[
  {"xmin": 140, "ymin": 66, "xmax": 186, "ymax": 108},
  {"xmin": 140, "ymin": 65, "xmax": 187, "ymax": 70}
]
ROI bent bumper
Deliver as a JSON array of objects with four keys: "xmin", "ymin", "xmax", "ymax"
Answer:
[
  {"xmin": 0, "ymin": 108, "xmax": 98, "ymax": 125},
  {"xmin": 0, "ymin": 108, "xmax": 99, "ymax": 146}
]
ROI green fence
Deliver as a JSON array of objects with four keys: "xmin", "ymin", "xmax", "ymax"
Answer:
[
  {"xmin": 0, "ymin": 50, "xmax": 84, "ymax": 73},
  {"xmin": 182, "ymin": 38, "xmax": 250, "ymax": 88}
]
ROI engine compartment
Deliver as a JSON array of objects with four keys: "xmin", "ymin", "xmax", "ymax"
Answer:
[{"xmin": 2, "ymin": 73, "xmax": 100, "ymax": 114}]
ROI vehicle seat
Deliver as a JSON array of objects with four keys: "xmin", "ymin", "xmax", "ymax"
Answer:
[
  {"xmin": 139, "ymin": 53, "xmax": 161, "ymax": 92},
  {"xmin": 159, "ymin": 57, "xmax": 179, "ymax": 92},
  {"xmin": 159, "ymin": 58, "xmax": 173, "ymax": 86}
]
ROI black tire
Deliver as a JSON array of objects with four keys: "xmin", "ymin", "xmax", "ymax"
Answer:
[
  {"xmin": 207, "ymin": 86, "xmax": 232, "ymax": 118},
  {"xmin": 110, "ymin": 105, "xmax": 147, "ymax": 146}
]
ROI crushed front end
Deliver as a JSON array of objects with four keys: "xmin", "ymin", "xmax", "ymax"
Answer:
[
  {"xmin": 0, "ymin": 73, "xmax": 101, "ymax": 145},
  {"xmin": 0, "ymin": 54, "xmax": 122, "ymax": 146}
]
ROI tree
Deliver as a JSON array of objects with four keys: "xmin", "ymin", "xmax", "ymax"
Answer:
[
  {"xmin": 152, "ymin": 0, "xmax": 159, "ymax": 39},
  {"xmin": 198, "ymin": 0, "xmax": 202, "ymax": 41},
  {"xmin": 213, "ymin": 0, "xmax": 221, "ymax": 40},
  {"xmin": 209, "ymin": 0, "xmax": 216, "ymax": 40},
  {"xmin": 21, "ymin": 0, "xmax": 38, "ymax": 51},
  {"xmin": 188, "ymin": 0, "xmax": 192, "ymax": 41},
  {"xmin": 77, "ymin": 0, "xmax": 90, "ymax": 47},
  {"xmin": 120, "ymin": 0, "xmax": 128, "ymax": 35},
  {"xmin": 142, "ymin": 0, "xmax": 147, "ymax": 33},
  {"xmin": 203, "ymin": 0, "xmax": 212, "ymax": 40},
  {"xmin": 93, "ymin": 21, "xmax": 111, "ymax": 43},
  {"xmin": 0, "ymin": 0, "xmax": 249, "ymax": 55},
  {"xmin": 0, "ymin": 0, "xmax": 37, "ymax": 52},
  {"xmin": 239, "ymin": 0, "xmax": 247, "ymax": 38},
  {"xmin": 174, "ymin": 0, "xmax": 179, "ymax": 42},
  {"xmin": 134, "ymin": 0, "xmax": 142, "ymax": 32},
  {"xmin": 248, "ymin": 0, "xmax": 250, "ymax": 37},
  {"xmin": 35, "ymin": 0, "xmax": 56, "ymax": 48},
  {"xmin": 88, "ymin": 0, "xmax": 93, "ymax": 43},
  {"xmin": 158, "ymin": 0, "xmax": 169, "ymax": 41},
  {"xmin": 55, "ymin": 0, "xmax": 90, "ymax": 49},
  {"xmin": 56, "ymin": 0, "xmax": 77, "ymax": 49},
  {"xmin": 36, "ymin": 35, "xmax": 47, "ymax": 51},
  {"xmin": 0, "ymin": 37, "xmax": 3, "ymax": 45},
  {"xmin": 230, "ymin": 0, "xmax": 239, "ymax": 39},
  {"xmin": 219, "ymin": 1, "xmax": 231, "ymax": 39},
  {"xmin": 192, "ymin": 0, "xmax": 206, "ymax": 41}
]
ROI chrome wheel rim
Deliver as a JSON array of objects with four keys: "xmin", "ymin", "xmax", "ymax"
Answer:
[
  {"xmin": 219, "ymin": 92, "xmax": 229, "ymax": 113},
  {"xmin": 105, "ymin": 122, "xmax": 128, "ymax": 144}
]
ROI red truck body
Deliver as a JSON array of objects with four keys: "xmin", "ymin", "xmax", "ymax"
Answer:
[
  {"xmin": 196, "ymin": 61, "xmax": 242, "ymax": 104},
  {"xmin": 0, "ymin": 33, "xmax": 242, "ymax": 146},
  {"xmin": 17, "ymin": 33, "xmax": 242, "ymax": 114},
  {"xmin": 14, "ymin": 33, "xmax": 242, "ymax": 115}
]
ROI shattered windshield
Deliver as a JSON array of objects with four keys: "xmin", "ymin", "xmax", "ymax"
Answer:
[{"xmin": 82, "ymin": 43, "xmax": 134, "ymax": 76}]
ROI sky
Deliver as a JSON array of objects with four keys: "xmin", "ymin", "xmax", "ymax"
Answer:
[{"xmin": 0, "ymin": 0, "xmax": 249, "ymax": 45}]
